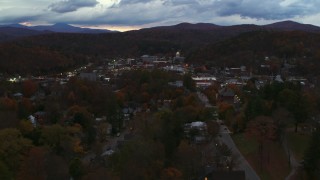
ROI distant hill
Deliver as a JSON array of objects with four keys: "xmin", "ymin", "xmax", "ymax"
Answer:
[
  {"xmin": 263, "ymin": 20, "xmax": 320, "ymax": 32},
  {"xmin": 0, "ymin": 23, "xmax": 116, "ymax": 42},
  {"xmin": 1, "ymin": 20, "xmax": 319, "ymax": 43},
  {"xmin": 1, "ymin": 23, "xmax": 115, "ymax": 34},
  {"xmin": 142, "ymin": 20, "xmax": 320, "ymax": 33},
  {"xmin": 133, "ymin": 21, "xmax": 320, "ymax": 47},
  {"xmin": 149, "ymin": 22, "xmax": 222, "ymax": 30},
  {"xmin": 0, "ymin": 27, "xmax": 49, "ymax": 42},
  {"xmin": 29, "ymin": 23, "xmax": 115, "ymax": 33}
]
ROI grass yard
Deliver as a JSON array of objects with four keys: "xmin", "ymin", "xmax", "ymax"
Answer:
[
  {"xmin": 286, "ymin": 132, "xmax": 311, "ymax": 161},
  {"xmin": 232, "ymin": 133, "xmax": 258, "ymax": 156},
  {"xmin": 232, "ymin": 133, "xmax": 291, "ymax": 180}
]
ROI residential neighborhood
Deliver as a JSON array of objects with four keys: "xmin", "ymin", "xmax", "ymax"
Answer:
[{"xmin": 1, "ymin": 49, "xmax": 319, "ymax": 179}]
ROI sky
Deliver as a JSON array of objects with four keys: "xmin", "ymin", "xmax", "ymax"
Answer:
[{"xmin": 1, "ymin": 0, "xmax": 320, "ymax": 31}]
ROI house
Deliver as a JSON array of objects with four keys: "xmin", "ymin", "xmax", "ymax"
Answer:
[
  {"xmin": 101, "ymin": 149, "xmax": 114, "ymax": 157},
  {"xmin": 184, "ymin": 121, "xmax": 208, "ymax": 143},
  {"xmin": 122, "ymin": 107, "xmax": 134, "ymax": 119},
  {"xmin": 79, "ymin": 72, "xmax": 97, "ymax": 81},
  {"xmin": 168, "ymin": 81, "xmax": 183, "ymax": 87},
  {"xmin": 190, "ymin": 121, "xmax": 207, "ymax": 131},
  {"xmin": 95, "ymin": 117, "xmax": 112, "ymax": 135},
  {"xmin": 274, "ymin": 75, "xmax": 284, "ymax": 83},
  {"xmin": 218, "ymin": 87, "xmax": 235, "ymax": 104},
  {"xmin": 255, "ymin": 80, "xmax": 268, "ymax": 90},
  {"xmin": 141, "ymin": 55, "xmax": 158, "ymax": 63},
  {"xmin": 192, "ymin": 76, "xmax": 217, "ymax": 89},
  {"xmin": 32, "ymin": 111, "xmax": 47, "ymax": 125},
  {"xmin": 12, "ymin": 92, "xmax": 23, "ymax": 100},
  {"xmin": 229, "ymin": 68, "xmax": 242, "ymax": 76},
  {"xmin": 173, "ymin": 51, "xmax": 185, "ymax": 64},
  {"xmin": 224, "ymin": 79, "xmax": 244, "ymax": 86},
  {"xmin": 28, "ymin": 115, "xmax": 37, "ymax": 127}
]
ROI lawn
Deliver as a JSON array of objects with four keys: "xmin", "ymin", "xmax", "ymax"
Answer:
[
  {"xmin": 286, "ymin": 132, "xmax": 311, "ymax": 161},
  {"xmin": 232, "ymin": 133, "xmax": 291, "ymax": 180},
  {"xmin": 232, "ymin": 133, "xmax": 258, "ymax": 156}
]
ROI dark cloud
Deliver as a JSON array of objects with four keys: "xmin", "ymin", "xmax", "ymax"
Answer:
[
  {"xmin": 118, "ymin": 0, "xmax": 154, "ymax": 6},
  {"xmin": 1, "ymin": 0, "xmax": 320, "ymax": 28},
  {"xmin": 165, "ymin": 0, "xmax": 199, "ymax": 6},
  {"xmin": 212, "ymin": 0, "xmax": 320, "ymax": 20},
  {"xmin": 0, "ymin": 16, "xmax": 39, "ymax": 25},
  {"xmin": 48, "ymin": 0, "xmax": 98, "ymax": 13}
]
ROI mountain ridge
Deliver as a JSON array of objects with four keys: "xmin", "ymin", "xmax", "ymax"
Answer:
[
  {"xmin": 141, "ymin": 20, "xmax": 320, "ymax": 32},
  {"xmin": 0, "ymin": 23, "xmax": 116, "ymax": 34},
  {"xmin": 0, "ymin": 20, "xmax": 319, "ymax": 43}
]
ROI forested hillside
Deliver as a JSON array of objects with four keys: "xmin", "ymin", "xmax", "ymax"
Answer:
[
  {"xmin": 189, "ymin": 31, "xmax": 320, "ymax": 74},
  {"xmin": 0, "ymin": 28, "xmax": 320, "ymax": 73}
]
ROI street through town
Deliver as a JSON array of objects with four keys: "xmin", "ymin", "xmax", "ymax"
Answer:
[{"xmin": 197, "ymin": 91, "xmax": 260, "ymax": 180}]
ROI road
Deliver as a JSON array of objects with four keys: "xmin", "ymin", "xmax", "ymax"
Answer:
[
  {"xmin": 283, "ymin": 134, "xmax": 301, "ymax": 180},
  {"xmin": 82, "ymin": 124, "xmax": 133, "ymax": 163},
  {"xmin": 197, "ymin": 91, "xmax": 260, "ymax": 180},
  {"xmin": 219, "ymin": 123, "xmax": 261, "ymax": 180}
]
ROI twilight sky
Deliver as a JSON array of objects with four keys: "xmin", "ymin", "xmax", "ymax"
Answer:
[{"xmin": 1, "ymin": 0, "xmax": 320, "ymax": 31}]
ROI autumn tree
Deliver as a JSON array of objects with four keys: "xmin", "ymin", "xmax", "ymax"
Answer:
[
  {"xmin": 0, "ymin": 160, "xmax": 11, "ymax": 180},
  {"xmin": 17, "ymin": 98, "xmax": 33, "ymax": 119},
  {"xmin": 17, "ymin": 147, "xmax": 47, "ymax": 180},
  {"xmin": 246, "ymin": 116, "xmax": 277, "ymax": 171},
  {"xmin": 97, "ymin": 122, "xmax": 110, "ymax": 142},
  {"xmin": 0, "ymin": 97, "xmax": 17, "ymax": 111},
  {"xmin": 161, "ymin": 167, "xmax": 183, "ymax": 180},
  {"xmin": 278, "ymin": 88, "xmax": 309, "ymax": 132},
  {"xmin": 44, "ymin": 152, "xmax": 69, "ymax": 180},
  {"xmin": 303, "ymin": 125, "xmax": 320, "ymax": 179},
  {"xmin": 0, "ymin": 96, "xmax": 19, "ymax": 130},
  {"xmin": 183, "ymin": 73, "xmax": 196, "ymax": 92},
  {"xmin": 202, "ymin": 85, "xmax": 218, "ymax": 105},
  {"xmin": 0, "ymin": 128, "xmax": 33, "ymax": 176},
  {"xmin": 218, "ymin": 102, "xmax": 234, "ymax": 126},
  {"xmin": 19, "ymin": 120, "xmax": 44, "ymax": 147},
  {"xmin": 155, "ymin": 110, "xmax": 183, "ymax": 159},
  {"xmin": 213, "ymin": 142, "xmax": 240, "ymax": 171},
  {"xmin": 109, "ymin": 138, "xmax": 165, "ymax": 180},
  {"xmin": 244, "ymin": 97, "xmax": 266, "ymax": 122},
  {"xmin": 22, "ymin": 80, "xmax": 38, "ymax": 98},
  {"xmin": 271, "ymin": 107, "xmax": 291, "ymax": 143},
  {"xmin": 82, "ymin": 167, "xmax": 119, "ymax": 180},
  {"xmin": 174, "ymin": 140, "xmax": 202, "ymax": 179},
  {"xmin": 45, "ymin": 102, "xmax": 62, "ymax": 124},
  {"xmin": 174, "ymin": 105, "xmax": 200, "ymax": 123},
  {"xmin": 40, "ymin": 124, "xmax": 82, "ymax": 155},
  {"xmin": 67, "ymin": 105, "xmax": 96, "ymax": 145},
  {"xmin": 206, "ymin": 120, "xmax": 220, "ymax": 140},
  {"xmin": 69, "ymin": 158, "xmax": 84, "ymax": 180}
]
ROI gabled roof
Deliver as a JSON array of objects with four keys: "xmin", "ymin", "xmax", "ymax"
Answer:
[{"xmin": 218, "ymin": 87, "xmax": 235, "ymax": 97}]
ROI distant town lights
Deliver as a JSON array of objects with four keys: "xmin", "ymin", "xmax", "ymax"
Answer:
[{"xmin": 8, "ymin": 78, "xmax": 17, "ymax": 83}]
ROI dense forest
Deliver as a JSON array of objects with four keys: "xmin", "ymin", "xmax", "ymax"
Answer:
[
  {"xmin": 190, "ymin": 31, "xmax": 320, "ymax": 77},
  {"xmin": 1, "ymin": 24, "xmax": 320, "ymax": 75},
  {"xmin": 0, "ymin": 70, "xmax": 219, "ymax": 179}
]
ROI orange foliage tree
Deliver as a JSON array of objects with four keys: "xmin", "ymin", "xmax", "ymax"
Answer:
[{"xmin": 22, "ymin": 80, "xmax": 38, "ymax": 98}]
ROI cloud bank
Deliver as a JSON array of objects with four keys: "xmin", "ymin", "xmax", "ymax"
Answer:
[
  {"xmin": 48, "ymin": 0, "xmax": 99, "ymax": 13},
  {"xmin": 0, "ymin": 0, "xmax": 320, "ymax": 30}
]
